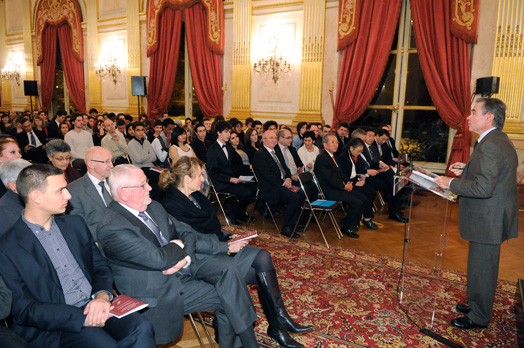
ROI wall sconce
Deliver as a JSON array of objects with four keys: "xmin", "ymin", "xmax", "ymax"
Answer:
[
  {"xmin": 1, "ymin": 52, "xmax": 22, "ymax": 86},
  {"xmin": 253, "ymin": 38, "xmax": 291, "ymax": 83},
  {"xmin": 95, "ymin": 52, "xmax": 121, "ymax": 85}
]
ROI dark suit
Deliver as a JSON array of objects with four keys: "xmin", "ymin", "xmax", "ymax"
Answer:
[
  {"xmin": 0, "ymin": 275, "xmax": 28, "ymax": 348},
  {"xmin": 313, "ymin": 150, "xmax": 365, "ymax": 230},
  {"xmin": 97, "ymin": 200, "xmax": 254, "ymax": 345},
  {"xmin": 449, "ymin": 128, "xmax": 518, "ymax": 326},
  {"xmin": 337, "ymin": 150, "xmax": 376, "ymax": 219},
  {"xmin": 206, "ymin": 141, "xmax": 256, "ymax": 219},
  {"xmin": 0, "ymin": 215, "xmax": 153, "ymax": 348},
  {"xmin": 67, "ymin": 174, "xmax": 109, "ymax": 241},
  {"xmin": 190, "ymin": 138, "xmax": 211, "ymax": 163},
  {"xmin": 46, "ymin": 120, "xmax": 60, "ymax": 139},
  {"xmin": 335, "ymin": 134, "xmax": 348, "ymax": 155},
  {"xmin": 0, "ymin": 189, "xmax": 24, "ymax": 236},
  {"xmin": 252, "ymin": 146, "xmax": 305, "ymax": 229},
  {"xmin": 16, "ymin": 129, "xmax": 47, "ymax": 164}
]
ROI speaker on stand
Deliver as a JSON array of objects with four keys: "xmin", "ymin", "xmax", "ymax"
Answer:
[
  {"xmin": 131, "ymin": 76, "xmax": 147, "ymax": 118},
  {"xmin": 475, "ymin": 76, "xmax": 500, "ymax": 97},
  {"xmin": 24, "ymin": 80, "xmax": 38, "ymax": 113}
]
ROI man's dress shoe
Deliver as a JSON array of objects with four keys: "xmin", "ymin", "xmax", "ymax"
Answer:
[
  {"xmin": 281, "ymin": 227, "xmax": 300, "ymax": 239},
  {"xmin": 344, "ymin": 227, "xmax": 359, "ymax": 239},
  {"xmin": 450, "ymin": 316, "xmax": 487, "ymax": 330},
  {"xmin": 361, "ymin": 219, "xmax": 378, "ymax": 230},
  {"xmin": 388, "ymin": 212, "xmax": 409, "ymax": 223},
  {"xmin": 456, "ymin": 303, "xmax": 470, "ymax": 314}
]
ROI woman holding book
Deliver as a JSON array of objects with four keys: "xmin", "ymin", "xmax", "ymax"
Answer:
[{"xmin": 159, "ymin": 156, "xmax": 312, "ymax": 348}]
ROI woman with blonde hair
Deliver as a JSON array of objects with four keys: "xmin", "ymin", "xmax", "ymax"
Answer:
[
  {"xmin": 159, "ymin": 157, "xmax": 313, "ymax": 348},
  {"xmin": 0, "ymin": 137, "xmax": 22, "ymax": 197}
]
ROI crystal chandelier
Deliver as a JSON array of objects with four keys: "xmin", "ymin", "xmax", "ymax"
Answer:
[
  {"xmin": 253, "ymin": 39, "xmax": 291, "ymax": 83},
  {"xmin": 95, "ymin": 53, "xmax": 121, "ymax": 85},
  {"xmin": 1, "ymin": 52, "xmax": 22, "ymax": 86}
]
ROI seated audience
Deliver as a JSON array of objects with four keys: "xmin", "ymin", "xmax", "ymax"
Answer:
[
  {"xmin": 0, "ymin": 137, "xmax": 22, "ymax": 198},
  {"xmin": 307, "ymin": 123, "xmax": 323, "ymax": 149},
  {"xmin": 0, "ymin": 158, "xmax": 31, "ymax": 235},
  {"xmin": 314, "ymin": 134, "xmax": 366, "ymax": 238},
  {"xmin": 206, "ymin": 121, "xmax": 256, "ymax": 225},
  {"xmin": 32, "ymin": 115, "xmax": 47, "ymax": 138},
  {"xmin": 125, "ymin": 123, "xmax": 135, "ymax": 141},
  {"xmin": 337, "ymin": 138, "xmax": 378, "ymax": 230},
  {"xmin": 67, "ymin": 147, "xmax": 114, "ymax": 241},
  {"xmin": 276, "ymin": 128, "xmax": 305, "ymax": 181},
  {"xmin": 17, "ymin": 116, "xmax": 47, "ymax": 164},
  {"xmin": 127, "ymin": 122, "xmax": 160, "ymax": 185},
  {"xmin": 97, "ymin": 165, "xmax": 259, "ymax": 347},
  {"xmin": 183, "ymin": 125, "xmax": 193, "ymax": 144},
  {"xmin": 0, "ymin": 275, "xmax": 28, "ymax": 348},
  {"xmin": 263, "ymin": 120, "xmax": 278, "ymax": 132},
  {"xmin": 231, "ymin": 120, "xmax": 245, "ymax": 145},
  {"xmin": 46, "ymin": 139, "xmax": 81, "ymax": 184},
  {"xmin": 0, "ymin": 113, "xmax": 12, "ymax": 135},
  {"xmin": 190, "ymin": 123, "xmax": 211, "ymax": 163},
  {"xmin": 92, "ymin": 120, "xmax": 105, "ymax": 146},
  {"xmin": 252, "ymin": 130, "xmax": 305, "ymax": 238},
  {"xmin": 243, "ymin": 128, "xmax": 259, "ymax": 162},
  {"xmin": 321, "ymin": 124, "xmax": 331, "ymax": 137},
  {"xmin": 169, "ymin": 126, "xmax": 195, "ymax": 164},
  {"xmin": 151, "ymin": 118, "xmax": 175, "ymax": 168},
  {"xmin": 297, "ymin": 131, "xmax": 319, "ymax": 173},
  {"xmin": 64, "ymin": 113, "xmax": 94, "ymax": 174},
  {"xmin": 203, "ymin": 118, "xmax": 216, "ymax": 143},
  {"xmin": 46, "ymin": 110, "xmax": 67, "ymax": 139},
  {"xmin": 101, "ymin": 119, "xmax": 128, "ymax": 165},
  {"xmin": 58, "ymin": 122, "xmax": 70, "ymax": 139},
  {"xmin": 0, "ymin": 164, "xmax": 155, "ymax": 348},
  {"xmin": 230, "ymin": 132, "xmax": 250, "ymax": 166},
  {"xmin": 147, "ymin": 119, "xmax": 163, "ymax": 143},
  {"xmin": 292, "ymin": 122, "xmax": 307, "ymax": 149},
  {"xmin": 160, "ymin": 157, "xmax": 313, "ymax": 347},
  {"xmin": 335, "ymin": 122, "xmax": 349, "ymax": 155}
]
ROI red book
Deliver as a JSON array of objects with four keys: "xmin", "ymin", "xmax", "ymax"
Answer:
[
  {"xmin": 228, "ymin": 230, "xmax": 258, "ymax": 244},
  {"xmin": 110, "ymin": 295, "xmax": 149, "ymax": 319}
]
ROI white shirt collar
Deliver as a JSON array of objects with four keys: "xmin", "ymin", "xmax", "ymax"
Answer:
[
  {"xmin": 264, "ymin": 145, "xmax": 275, "ymax": 153},
  {"xmin": 118, "ymin": 202, "xmax": 145, "ymax": 218},
  {"xmin": 477, "ymin": 127, "xmax": 497, "ymax": 143},
  {"xmin": 217, "ymin": 139, "xmax": 226, "ymax": 148}
]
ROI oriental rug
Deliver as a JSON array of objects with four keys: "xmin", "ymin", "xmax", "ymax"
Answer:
[{"xmin": 236, "ymin": 231, "xmax": 523, "ymax": 348}]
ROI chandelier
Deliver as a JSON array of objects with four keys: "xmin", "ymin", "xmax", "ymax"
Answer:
[
  {"xmin": 1, "ymin": 52, "xmax": 22, "ymax": 86},
  {"xmin": 253, "ymin": 39, "xmax": 291, "ymax": 83},
  {"xmin": 95, "ymin": 53, "xmax": 121, "ymax": 85}
]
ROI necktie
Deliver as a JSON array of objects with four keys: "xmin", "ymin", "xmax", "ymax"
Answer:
[
  {"xmin": 222, "ymin": 144, "xmax": 228, "ymax": 159},
  {"xmin": 352, "ymin": 156, "xmax": 358, "ymax": 163},
  {"xmin": 474, "ymin": 141, "xmax": 479, "ymax": 149},
  {"xmin": 30, "ymin": 132, "xmax": 37, "ymax": 146},
  {"xmin": 282, "ymin": 147, "xmax": 290, "ymax": 167},
  {"xmin": 367, "ymin": 145, "xmax": 374, "ymax": 160},
  {"xmin": 138, "ymin": 212, "xmax": 168, "ymax": 246},
  {"xmin": 271, "ymin": 150, "xmax": 286, "ymax": 179},
  {"xmin": 331, "ymin": 155, "xmax": 338, "ymax": 167},
  {"xmin": 98, "ymin": 181, "xmax": 112, "ymax": 206}
]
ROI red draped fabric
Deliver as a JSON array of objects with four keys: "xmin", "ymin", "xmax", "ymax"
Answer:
[
  {"xmin": 333, "ymin": 0, "xmax": 402, "ymax": 127},
  {"xmin": 57, "ymin": 24, "xmax": 86, "ymax": 113},
  {"xmin": 185, "ymin": 3, "xmax": 223, "ymax": 118},
  {"xmin": 410, "ymin": 0, "xmax": 472, "ymax": 176},
  {"xmin": 147, "ymin": 8, "xmax": 183, "ymax": 119},
  {"xmin": 39, "ymin": 26, "xmax": 58, "ymax": 112}
]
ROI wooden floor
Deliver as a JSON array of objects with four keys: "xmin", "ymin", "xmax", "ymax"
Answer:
[{"xmin": 160, "ymin": 192, "xmax": 524, "ymax": 348}]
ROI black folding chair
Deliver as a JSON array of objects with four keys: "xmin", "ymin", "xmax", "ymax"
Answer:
[
  {"xmin": 248, "ymin": 169, "xmax": 280, "ymax": 233},
  {"xmin": 290, "ymin": 171, "xmax": 344, "ymax": 248},
  {"xmin": 204, "ymin": 164, "xmax": 238, "ymax": 227}
]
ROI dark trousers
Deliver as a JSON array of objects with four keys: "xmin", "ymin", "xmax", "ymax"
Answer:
[
  {"xmin": 59, "ymin": 312, "xmax": 155, "ymax": 348},
  {"xmin": 0, "ymin": 326, "xmax": 28, "ymax": 348},
  {"xmin": 467, "ymin": 241, "xmax": 501, "ymax": 326},
  {"xmin": 324, "ymin": 189, "xmax": 364, "ymax": 230},
  {"xmin": 366, "ymin": 173, "xmax": 401, "ymax": 215},
  {"xmin": 220, "ymin": 182, "xmax": 257, "ymax": 218},
  {"xmin": 272, "ymin": 187, "xmax": 305, "ymax": 229},
  {"xmin": 353, "ymin": 184, "xmax": 376, "ymax": 219}
]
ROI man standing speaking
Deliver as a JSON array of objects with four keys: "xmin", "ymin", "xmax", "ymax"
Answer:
[{"xmin": 435, "ymin": 98, "xmax": 518, "ymax": 330}]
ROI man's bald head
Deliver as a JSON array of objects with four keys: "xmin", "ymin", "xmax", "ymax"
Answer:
[
  {"xmin": 262, "ymin": 130, "xmax": 278, "ymax": 149},
  {"xmin": 86, "ymin": 147, "xmax": 113, "ymax": 181}
]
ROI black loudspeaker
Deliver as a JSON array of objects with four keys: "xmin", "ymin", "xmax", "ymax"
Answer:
[
  {"xmin": 131, "ymin": 76, "xmax": 147, "ymax": 96},
  {"xmin": 24, "ymin": 80, "xmax": 38, "ymax": 96},
  {"xmin": 476, "ymin": 76, "xmax": 500, "ymax": 95}
]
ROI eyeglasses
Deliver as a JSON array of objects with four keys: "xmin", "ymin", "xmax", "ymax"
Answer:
[
  {"xmin": 91, "ymin": 159, "xmax": 113, "ymax": 165},
  {"xmin": 122, "ymin": 181, "xmax": 149, "ymax": 190},
  {"xmin": 53, "ymin": 156, "xmax": 72, "ymax": 162},
  {"xmin": 282, "ymin": 136, "xmax": 293, "ymax": 140}
]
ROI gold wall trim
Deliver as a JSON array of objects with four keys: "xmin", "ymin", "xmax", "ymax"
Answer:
[
  {"xmin": 97, "ymin": 15, "xmax": 128, "ymax": 23},
  {"xmin": 232, "ymin": 0, "xmax": 251, "ymax": 111},
  {"xmin": 252, "ymin": 1, "xmax": 303, "ymax": 11}
]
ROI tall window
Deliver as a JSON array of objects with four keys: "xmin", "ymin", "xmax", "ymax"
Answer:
[
  {"xmin": 350, "ymin": 1, "xmax": 451, "ymax": 169},
  {"xmin": 51, "ymin": 39, "xmax": 75, "ymax": 115},
  {"xmin": 167, "ymin": 25, "xmax": 201, "ymax": 118}
]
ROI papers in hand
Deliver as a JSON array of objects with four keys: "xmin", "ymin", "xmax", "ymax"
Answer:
[
  {"xmin": 407, "ymin": 166, "xmax": 456, "ymax": 202},
  {"xmin": 228, "ymin": 230, "xmax": 258, "ymax": 244},
  {"xmin": 110, "ymin": 295, "xmax": 149, "ymax": 319},
  {"xmin": 238, "ymin": 175, "xmax": 254, "ymax": 182}
]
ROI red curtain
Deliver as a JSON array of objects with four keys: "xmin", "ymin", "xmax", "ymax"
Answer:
[
  {"xmin": 147, "ymin": 7, "xmax": 183, "ymax": 119},
  {"xmin": 57, "ymin": 24, "xmax": 86, "ymax": 113},
  {"xmin": 39, "ymin": 26, "xmax": 58, "ymax": 112},
  {"xmin": 333, "ymin": 0, "xmax": 402, "ymax": 127},
  {"xmin": 185, "ymin": 2, "xmax": 223, "ymax": 117},
  {"xmin": 411, "ymin": 0, "xmax": 472, "ymax": 176}
]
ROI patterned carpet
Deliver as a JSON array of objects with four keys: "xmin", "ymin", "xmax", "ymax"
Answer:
[{"xmin": 241, "ymin": 231, "xmax": 523, "ymax": 348}]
